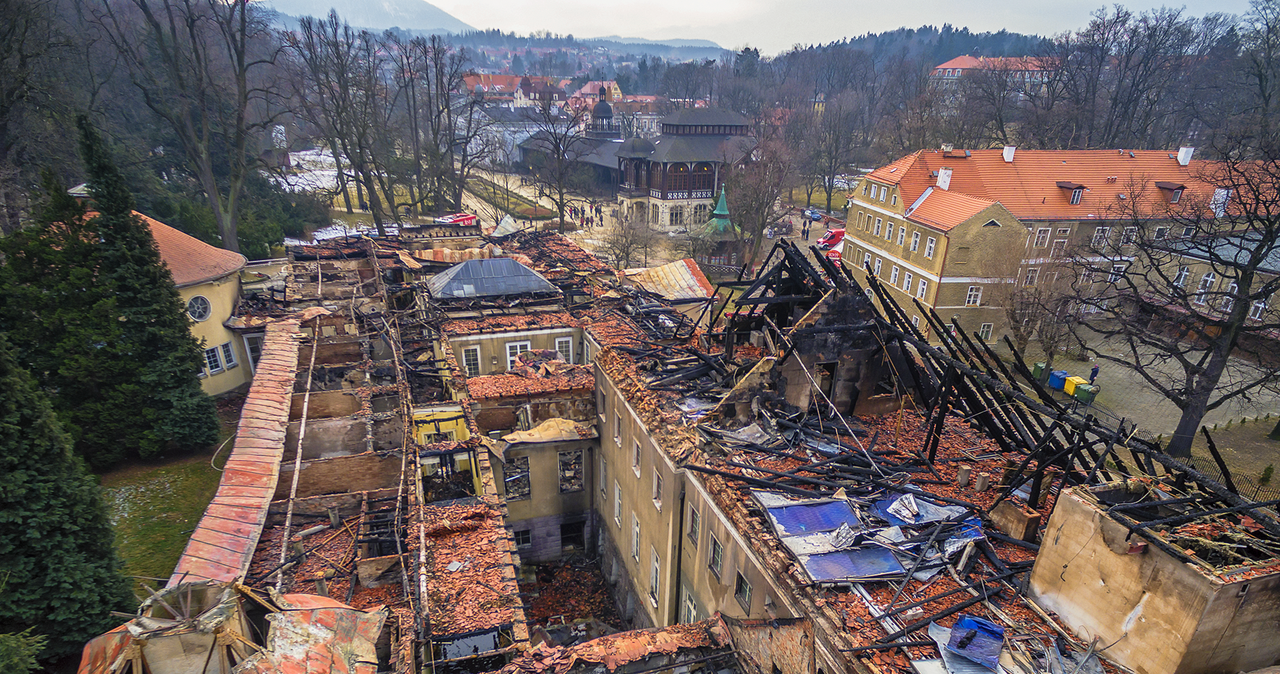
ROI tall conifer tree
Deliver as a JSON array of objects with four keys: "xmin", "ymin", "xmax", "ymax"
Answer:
[{"xmin": 0, "ymin": 334, "xmax": 134, "ymax": 662}]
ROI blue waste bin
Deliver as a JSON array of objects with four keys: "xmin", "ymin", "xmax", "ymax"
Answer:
[{"xmin": 1047, "ymin": 370, "xmax": 1068, "ymax": 390}]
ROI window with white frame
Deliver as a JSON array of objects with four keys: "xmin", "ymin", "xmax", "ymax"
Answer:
[
  {"xmin": 892, "ymin": 193, "xmax": 898, "ymax": 206},
  {"xmin": 1070, "ymin": 187, "xmax": 1083, "ymax": 205},
  {"xmin": 600, "ymin": 458, "xmax": 608, "ymax": 495},
  {"xmin": 1024, "ymin": 267, "xmax": 1039, "ymax": 286},
  {"xmin": 220, "ymin": 342, "xmax": 238, "ymax": 370},
  {"xmin": 506, "ymin": 341, "xmax": 531, "ymax": 369},
  {"xmin": 1057, "ymin": 227, "xmax": 1071, "ymax": 237},
  {"xmin": 632, "ymin": 440, "xmax": 641, "ymax": 476},
  {"xmin": 885, "ymin": 223, "xmax": 893, "ymax": 241},
  {"xmin": 688, "ymin": 506, "xmax": 701, "ymax": 545},
  {"xmin": 903, "ymin": 272, "xmax": 913, "ymax": 292},
  {"xmin": 965, "ymin": 286, "xmax": 982, "ymax": 306},
  {"xmin": 243, "ymin": 334, "xmax": 264, "ymax": 368},
  {"xmin": 462, "ymin": 347, "xmax": 481, "ymax": 377},
  {"xmin": 1034, "ymin": 228, "xmax": 1050, "ymax": 247},
  {"xmin": 1092, "ymin": 227, "xmax": 1110, "ymax": 248},
  {"xmin": 897, "ymin": 226, "xmax": 906, "ymax": 246},
  {"xmin": 631, "ymin": 514, "xmax": 640, "ymax": 560},
  {"xmin": 1122, "ymin": 227, "xmax": 1138, "ymax": 245},
  {"xmin": 1182, "ymin": 225, "xmax": 1196, "ymax": 237},
  {"xmin": 734, "ymin": 572, "xmax": 753, "ymax": 612},
  {"xmin": 613, "ymin": 481, "xmax": 622, "ymax": 524},
  {"xmin": 1171, "ymin": 188, "xmax": 1183, "ymax": 204},
  {"xmin": 979, "ymin": 323, "xmax": 993, "ymax": 340},
  {"xmin": 1195, "ymin": 272, "xmax": 1216, "ymax": 305},
  {"xmin": 652, "ymin": 469, "xmax": 663, "ymax": 510},
  {"xmin": 649, "ymin": 548, "xmax": 661, "ymax": 605},
  {"xmin": 709, "ymin": 533, "xmax": 724, "ymax": 577},
  {"xmin": 863, "ymin": 252, "xmax": 872, "ymax": 270},
  {"xmin": 890, "ymin": 266, "xmax": 900, "ymax": 285},
  {"xmin": 925, "ymin": 237, "xmax": 936, "ymax": 258},
  {"xmin": 917, "ymin": 279, "xmax": 928, "ymax": 300},
  {"xmin": 1050, "ymin": 240, "xmax": 1067, "ymax": 258},
  {"xmin": 682, "ymin": 592, "xmax": 698, "ymax": 623},
  {"xmin": 204, "ymin": 346, "xmax": 224, "ymax": 375},
  {"xmin": 555, "ymin": 336, "xmax": 573, "ymax": 363},
  {"xmin": 186, "ymin": 295, "xmax": 212, "ymax": 322},
  {"xmin": 873, "ymin": 258, "xmax": 882, "ymax": 276},
  {"xmin": 911, "ymin": 315, "xmax": 920, "ymax": 327},
  {"xmin": 1109, "ymin": 264, "xmax": 1126, "ymax": 283},
  {"xmin": 879, "ymin": 186, "xmax": 887, "ymax": 202},
  {"xmin": 873, "ymin": 218, "xmax": 882, "ymax": 236},
  {"xmin": 1222, "ymin": 282, "xmax": 1238, "ymax": 312},
  {"xmin": 1155, "ymin": 227, "xmax": 1169, "ymax": 240},
  {"xmin": 911, "ymin": 231, "xmax": 920, "ymax": 252},
  {"xmin": 1251, "ymin": 298, "xmax": 1268, "ymax": 320},
  {"xmin": 1173, "ymin": 266, "xmax": 1189, "ymax": 288}
]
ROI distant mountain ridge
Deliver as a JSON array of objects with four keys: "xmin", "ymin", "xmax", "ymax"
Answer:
[
  {"xmin": 266, "ymin": 0, "xmax": 473, "ymax": 33},
  {"xmin": 589, "ymin": 36, "xmax": 722, "ymax": 49}
]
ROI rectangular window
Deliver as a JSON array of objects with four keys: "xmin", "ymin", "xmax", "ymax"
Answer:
[
  {"xmin": 1024, "ymin": 267, "xmax": 1039, "ymax": 286},
  {"xmin": 243, "ymin": 333, "xmax": 264, "ymax": 368},
  {"xmin": 1183, "ymin": 225, "xmax": 1196, "ymax": 237},
  {"xmin": 1109, "ymin": 264, "xmax": 1126, "ymax": 283},
  {"xmin": 555, "ymin": 336, "xmax": 573, "ymax": 363},
  {"xmin": 688, "ymin": 506, "xmax": 701, "ymax": 545},
  {"xmin": 1092, "ymin": 226, "xmax": 1110, "ymax": 248},
  {"xmin": 1196, "ymin": 273, "xmax": 1216, "ymax": 305},
  {"xmin": 1155, "ymin": 227, "xmax": 1169, "ymax": 240},
  {"xmin": 1050, "ymin": 239, "xmax": 1067, "ymax": 258},
  {"xmin": 863, "ymin": 252, "xmax": 872, "ymax": 270},
  {"xmin": 600, "ymin": 458, "xmax": 608, "ymax": 495},
  {"xmin": 890, "ymin": 266, "xmax": 900, "ymax": 285},
  {"xmin": 632, "ymin": 440, "xmax": 642, "ymax": 476},
  {"xmin": 1122, "ymin": 227, "xmax": 1138, "ymax": 245},
  {"xmin": 873, "ymin": 258, "xmax": 882, "ymax": 276},
  {"xmin": 917, "ymin": 279, "xmax": 928, "ymax": 300},
  {"xmin": 558, "ymin": 449, "xmax": 583, "ymax": 493},
  {"xmin": 220, "ymin": 343, "xmax": 238, "ymax": 370},
  {"xmin": 1034, "ymin": 228, "xmax": 1050, "ymax": 247},
  {"xmin": 709, "ymin": 533, "xmax": 723, "ymax": 577},
  {"xmin": 1251, "ymin": 299, "xmax": 1268, "ymax": 320},
  {"xmin": 1171, "ymin": 188, "xmax": 1183, "ymax": 204},
  {"xmin": 652, "ymin": 469, "xmax": 663, "ymax": 510},
  {"xmin": 1070, "ymin": 187, "xmax": 1083, "ymax": 205},
  {"xmin": 649, "ymin": 548, "xmax": 661, "ymax": 604},
  {"xmin": 1057, "ymin": 227, "xmax": 1071, "ymax": 237},
  {"xmin": 925, "ymin": 237, "xmax": 936, "ymax": 258},
  {"xmin": 204, "ymin": 347, "xmax": 224, "ymax": 375},
  {"xmin": 506, "ymin": 341, "xmax": 532, "ymax": 369},
  {"xmin": 879, "ymin": 186, "xmax": 887, "ymax": 202},
  {"xmin": 561, "ymin": 521, "xmax": 585, "ymax": 550},
  {"xmin": 885, "ymin": 223, "xmax": 893, "ymax": 241},
  {"xmin": 514, "ymin": 529, "xmax": 532, "ymax": 548},
  {"xmin": 896, "ymin": 226, "xmax": 906, "ymax": 246},
  {"xmin": 1222, "ymin": 282, "xmax": 1238, "ymax": 312},
  {"xmin": 682, "ymin": 592, "xmax": 698, "ymax": 623},
  {"xmin": 965, "ymin": 286, "xmax": 982, "ymax": 306},
  {"xmin": 979, "ymin": 323, "xmax": 993, "ymax": 340},
  {"xmin": 910, "ymin": 231, "xmax": 920, "ymax": 252},
  {"xmin": 614, "ymin": 412, "xmax": 622, "ymax": 442},
  {"xmin": 892, "ymin": 193, "xmax": 898, "ymax": 206},
  {"xmin": 873, "ymin": 218, "xmax": 882, "ymax": 236},
  {"xmin": 613, "ymin": 480, "xmax": 622, "ymax": 524},
  {"xmin": 505, "ymin": 456, "xmax": 531, "ymax": 500},
  {"xmin": 911, "ymin": 315, "xmax": 920, "ymax": 327},
  {"xmin": 734, "ymin": 572, "xmax": 753, "ymax": 612},
  {"xmin": 1173, "ymin": 266, "xmax": 1189, "ymax": 288},
  {"xmin": 903, "ymin": 272, "xmax": 913, "ymax": 292},
  {"xmin": 463, "ymin": 347, "xmax": 481, "ymax": 377},
  {"xmin": 631, "ymin": 514, "xmax": 640, "ymax": 560}
]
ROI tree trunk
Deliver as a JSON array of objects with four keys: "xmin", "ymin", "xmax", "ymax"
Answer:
[
  {"xmin": 330, "ymin": 140, "xmax": 353, "ymax": 213},
  {"xmin": 1268, "ymin": 418, "xmax": 1280, "ymax": 441}
]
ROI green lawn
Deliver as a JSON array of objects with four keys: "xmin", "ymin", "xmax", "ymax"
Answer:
[
  {"xmin": 101, "ymin": 440, "xmax": 227, "ymax": 593},
  {"xmin": 467, "ymin": 177, "xmax": 555, "ymax": 219}
]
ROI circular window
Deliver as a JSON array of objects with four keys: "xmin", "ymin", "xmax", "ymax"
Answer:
[{"xmin": 187, "ymin": 296, "xmax": 212, "ymax": 322}]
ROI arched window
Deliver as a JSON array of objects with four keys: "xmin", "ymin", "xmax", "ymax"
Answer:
[{"xmin": 667, "ymin": 164, "xmax": 691, "ymax": 192}]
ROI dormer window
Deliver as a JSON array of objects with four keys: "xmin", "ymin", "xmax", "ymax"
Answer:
[
  {"xmin": 1171, "ymin": 189, "xmax": 1182, "ymax": 204},
  {"xmin": 1156, "ymin": 181, "xmax": 1186, "ymax": 204},
  {"xmin": 1057, "ymin": 181, "xmax": 1085, "ymax": 205}
]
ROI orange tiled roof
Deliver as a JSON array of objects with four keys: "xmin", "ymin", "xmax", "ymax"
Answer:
[
  {"xmin": 864, "ymin": 149, "xmax": 1210, "ymax": 221},
  {"xmin": 934, "ymin": 55, "xmax": 982, "ymax": 70},
  {"xmin": 625, "ymin": 258, "xmax": 715, "ymax": 301},
  {"xmin": 905, "ymin": 189, "xmax": 997, "ymax": 232},
  {"xmin": 167, "ymin": 311, "xmax": 318, "ymax": 585},
  {"xmin": 442, "ymin": 311, "xmax": 580, "ymax": 336},
  {"xmin": 494, "ymin": 617, "xmax": 731, "ymax": 674},
  {"xmin": 933, "ymin": 55, "xmax": 1052, "ymax": 73},
  {"xmin": 137, "ymin": 212, "xmax": 246, "ymax": 287},
  {"xmin": 468, "ymin": 363, "xmax": 594, "ymax": 399}
]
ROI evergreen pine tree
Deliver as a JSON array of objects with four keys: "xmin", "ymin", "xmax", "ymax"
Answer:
[
  {"xmin": 76, "ymin": 116, "xmax": 219, "ymax": 457},
  {"xmin": 0, "ymin": 172, "xmax": 140, "ymax": 467},
  {"xmin": 0, "ymin": 334, "xmax": 134, "ymax": 662}
]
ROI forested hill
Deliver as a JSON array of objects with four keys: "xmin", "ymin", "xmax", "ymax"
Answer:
[{"xmin": 790, "ymin": 24, "xmax": 1050, "ymax": 63}]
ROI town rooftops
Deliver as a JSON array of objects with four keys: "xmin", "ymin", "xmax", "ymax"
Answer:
[
  {"xmin": 427, "ymin": 257, "xmax": 560, "ymax": 299},
  {"xmin": 862, "ymin": 148, "xmax": 1210, "ymax": 221}
]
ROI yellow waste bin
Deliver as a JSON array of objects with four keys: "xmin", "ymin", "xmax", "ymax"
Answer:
[{"xmin": 1064, "ymin": 375, "xmax": 1087, "ymax": 396}]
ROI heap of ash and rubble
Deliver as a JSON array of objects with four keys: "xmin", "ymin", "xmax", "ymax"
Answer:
[{"xmin": 77, "ymin": 223, "xmax": 1280, "ymax": 674}]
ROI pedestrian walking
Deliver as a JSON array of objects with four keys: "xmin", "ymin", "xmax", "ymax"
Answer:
[{"xmin": 1089, "ymin": 364, "xmax": 1100, "ymax": 384}]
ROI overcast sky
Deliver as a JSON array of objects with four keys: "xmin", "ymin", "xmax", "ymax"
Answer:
[{"xmin": 431, "ymin": 0, "xmax": 1254, "ymax": 54}]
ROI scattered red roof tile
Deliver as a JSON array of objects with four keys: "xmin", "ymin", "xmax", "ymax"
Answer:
[
  {"xmin": 494, "ymin": 618, "xmax": 731, "ymax": 674},
  {"xmin": 417, "ymin": 503, "xmax": 520, "ymax": 636},
  {"xmin": 443, "ymin": 311, "xmax": 580, "ymax": 336},
  {"xmin": 468, "ymin": 363, "xmax": 594, "ymax": 399}
]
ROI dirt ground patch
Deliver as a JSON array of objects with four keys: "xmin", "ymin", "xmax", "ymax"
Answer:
[{"xmin": 1189, "ymin": 419, "xmax": 1280, "ymax": 496}]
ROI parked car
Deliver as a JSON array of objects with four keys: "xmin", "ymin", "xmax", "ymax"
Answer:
[{"xmin": 804, "ymin": 208, "xmax": 824, "ymax": 221}]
